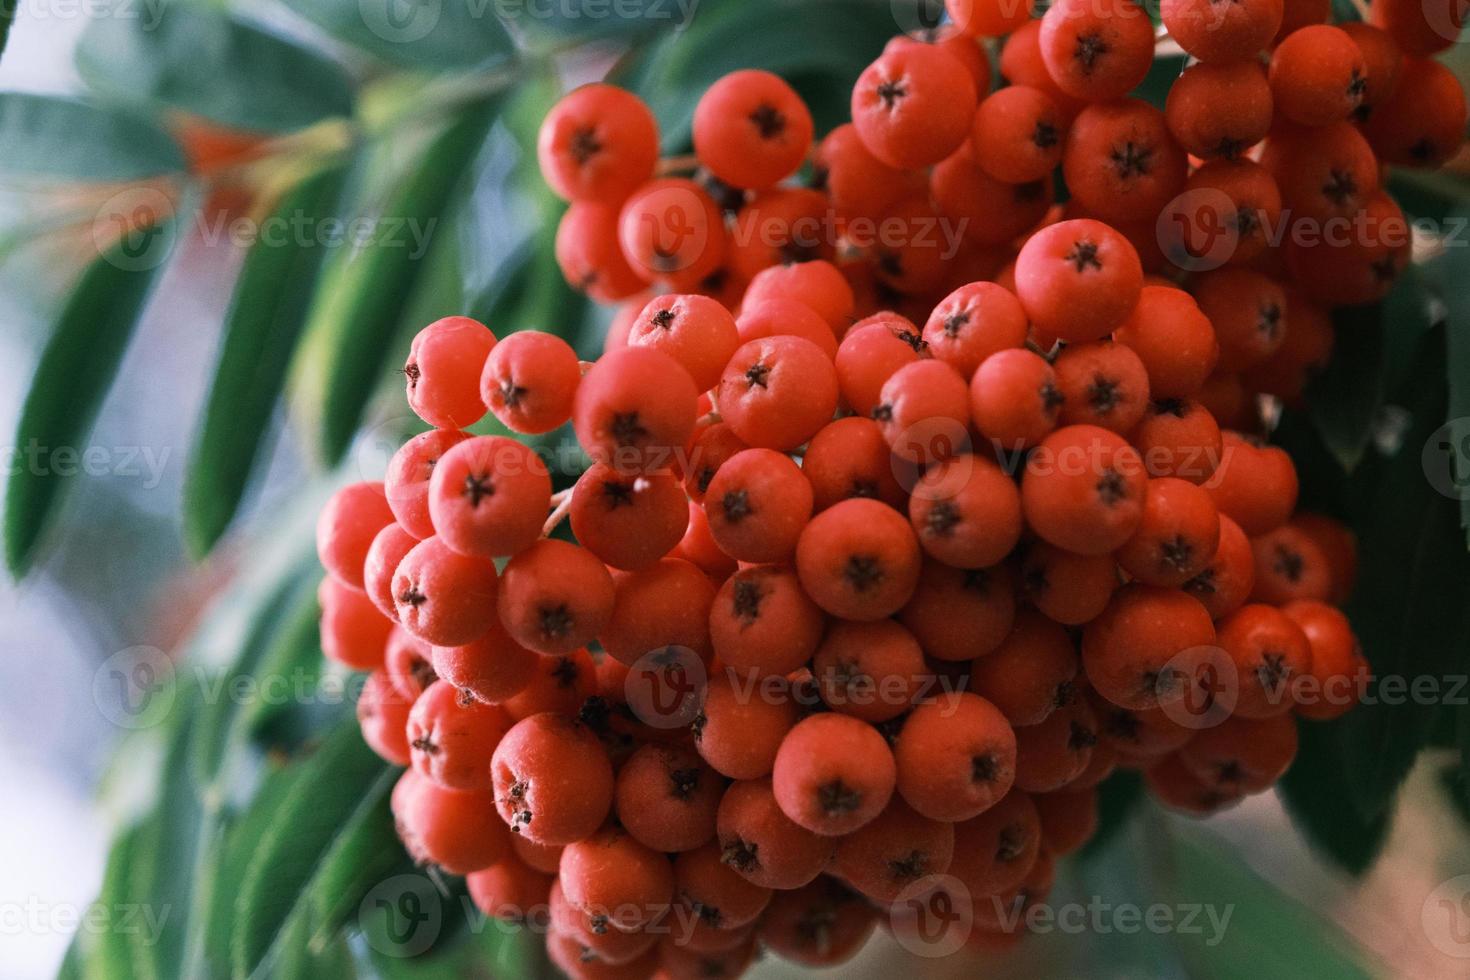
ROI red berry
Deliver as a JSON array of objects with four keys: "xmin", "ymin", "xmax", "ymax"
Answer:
[
  {"xmin": 693, "ymin": 69, "xmax": 814, "ymax": 191},
  {"xmin": 491, "ymin": 712, "xmax": 614, "ymax": 844},
  {"xmin": 718, "ymin": 336, "xmax": 838, "ymax": 452},
  {"xmin": 796, "ymin": 497, "xmax": 922, "ymax": 621},
  {"xmin": 1014, "ymin": 219, "xmax": 1142, "ymax": 343},
  {"xmin": 481, "ymin": 330, "xmax": 581, "ymax": 435},
  {"xmin": 895, "ymin": 691, "xmax": 1017, "ymax": 822},
  {"xmin": 496, "ymin": 538, "xmax": 615, "ymax": 655},
  {"xmin": 772, "ymin": 712, "xmax": 896, "ymax": 836},
  {"xmin": 391, "ymin": 535, "xmax": 499, "ymax": 646},
  {"xmin": 404, "ymin": 316, "xmax": 495, "ymax": 429},
  {"xmin": 406, "ymin": 680, "xmax": 510, "ymax": 791},
  {"xmin": 317, "ymin": 481, "xmax": 394, "ymax": 591},
  {"xmin": 385, "ymin": 429, "xmax": 470, "ymax": 540},
  {"xmin": 427, "ymin": 436, "xmax": 551, "ymax": 558},
  {"xmin": 539, "ymin": 84, "xmax": 659, "ymax": 204},
  {"xmin": 851, "ymin": 44, "xmax": 977, "ymax": 169},
  {"xmin": 573, "ymin": 346, "xmax": 699, "ymax": 474}
]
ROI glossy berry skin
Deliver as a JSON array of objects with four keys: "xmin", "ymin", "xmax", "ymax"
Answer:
[
  {"xmin": 358, "ymin": 669, "xmax": 412, "ymax": 764},
  {"xmin": 491, "ymin": 713, "xmax": 614, "ymax": 845},
  {"xmin": 1183, "ymin": 514, "xmax": 1256, "ymax": 619},
  {"xmin": 1039, "ymin": 0, "xmax": 1155, "ymax": 102},
  {"xmin": 320, "ymin": 575, "xmax": 392, "ymax": 671},
  {"xmin": 570, "ymin": 462, "xmax": 688, "ymax": 571},
  {"xmin": 851, "ymin": 43, "xmax": 977, "ymax": 170},
  {"xmin": 1269, "ymin": 25, "xmax": 1366, "ymax": 126},
  {"xmin": 1013, "ymin": 219, "xmax": 1142, "ymax": 343},
  {"xmin": 895, "ymin": 692, "xmax": 1017, "ymax": 822},
  {"xmin": 317, "ymin": 482, "xmax": 395, "ymax": 591},
  {"xmin": 718, "ymin": 336, "xmax": 839, "ymax": 452},
  {"xmin": 693, "ymin": 69, "xmax": 814, "ymax": 190},
  {"xmin": 1082, "ymin": 584, "xmax": 1217, "ymax": 712},
  {"xmin": 480, "ymin": 330, "xmax": 581, "ymax": 435},
  {"xmin": 908, "ymin": 454, "xmax": 1023, "ymax": 570},
  {"xmin": 704, "ymin": 448, "xmax": 813, "ymax": 563},
  {"xmin": 1116, "ymin": 477, "xmax": 1221, "ymax": 587},
  {"xmin": 717, "ymin": 778, "xmax": 835, "ymax": 891},
  {"xmin": 384, "ymin": 430, "xmax": 471, "ymax": 541},
  {"xmin": 971, "ymin": 349, "xmax": 1063, "ymax": 450},
  {"xmin": 617, "ymin": 178, "xmax": 727, "ymax": 291},
  {"xmin": 1063, "ymin": 100, "xmax": 1187, "ymax": 227},
  {"xmin": 923, "ymin": 281, "xmax": 1028, "ymax": 378},
  {"xmin": 834, "ymin": 321, "xmax": 924, "ymax": 418},
  {"xmin": 573, "ymin": 346, "xmax": 699, "ymax": 475},
  {"xmin": 1161, "ymin": 0, "xmax": 1283, "ymax": 64},
  {"xmin": 1021, "ymin": 425, "xmax": 1147, "ymax": 556},
  {"xmin": 393, "ymin": 769, "xmax": 508, "ymax": 874},
  {"xmin": 1054, "ymin": 340, "xmax": 1150, "ymax": 435},
  {"xmin": 406, "ymin": 680, "xmax": 510, "ymax": 792},
  {"xmin": 555, "ymin": 202, "xmax": 648, "ymax": 303},
  {"xmin": 427, "ymin": 436, "xmax": 551, "ymax": 559},
  {"xmin": 796, "ymin": 497, "xmax": 922, "ymax": 621},
  {"xmin": 772, "ymin": 712, "xmax": 897, "ymax": 837},
  {"xmin": 1204, "ymin": 432, "xmax": 1298, "ymax": 535},
  {"xmin": 496, "ymin": 539, "xmax": 615, "ymax": 656},
  {"xmin": 1217, "ymin": 604, "xmax": 1313, "ymax": 719},
  {"xmin": 830, "ymin": 798, "xmax": 954, "ymax": 903},
  {"xmin": 1284, "ymin": 599, "xmax": 1367, "ymax": 721},
  {"xmin": 1129, "ymin": 397, "xmax": 1224, "ymax": 485},
  {"xmin": 628, "ymin": 293, "xmax": 740, "ymax": 393},
  {"xmin": 404, "ymin": 316, "xmax": 495, "ymax": 429},
  {"xmin": 873, "ymin": 359, "xmax": 972, "ymax": 466},
  {"xmin": 391, "ymin": 536, "xmax": 499, "ymax": 647},
  {"xmin": 538, "ymin": 84, "xmax": 659, "ymax": 204}
]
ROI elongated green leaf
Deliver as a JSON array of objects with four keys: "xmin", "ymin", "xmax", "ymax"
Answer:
[
  {"xmin": 0, "ymin": 1, "xmax": 15, "ymax": 63},
  {"xmin": 1306, "ymin": 302, "xmax": 1384, "ymax": 472},
  {"xmin": 302, "ymin": 101, "xmax": 498, "ymax": 464},
  {"xmin": 5, "ymin": 223, "xmax": 175, "ymax": 577},
  {"xmin": 1428, "ymin": 233, "xmax": 1470, "ymax": 548},
  {"xmin": 282, "ymin": 0, "xmax": 515, "ymax": 70},
  {"xmin": 184, "ymin": 165, "xmax": 349, "ymax": 557},
  {"xmin": 305, "ymin": 771, "xmax": 407, "ymax": 947},
  {"xmin": 75, "ymin": 7, "xmax": 353, "ymax": 133},
  {"xmin": 1279, "ymin": 719, "xmax": 1390, "ymax": 874},
  {"xmin": 230, "ymin": 720, "xmax": 391, "ymax": 979},
  {"xmin": 83, "ymin": 823, "xmax": 146, "ymax": 980},
  {"xmin": 0, "ymin": 93, "xmax": 185, "ymax": 182},
  {"xmin": 1079, "ymin": 770, "xmax": 1143, "ymax": 862}
]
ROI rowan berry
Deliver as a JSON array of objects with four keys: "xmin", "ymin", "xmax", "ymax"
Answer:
[
  {"xmin": 813, "ymin": 123, "xmax": 926, "ymax": 223},
  {"xmin": 874, "ymin": 359, "xmax": 972, "ymax": 465},
  {"xmin": 557, "ymin": 202, "xmax": 648, "ymax": 303},
  {"xmin": 1116, "ymin": 478, "xmax": 1221, "ymax": 587},
  {"xmin": 512, "ymin": 833, "xmax": 564, "ymax": 875},
  {"xmin": 1260, "ymin": 121, "xmax": 1379, "ymax": 224},
  {"xmin": 887, "ymin": 26, "xmax": 992, "ymax": 97},
  {"xmin": 600, "ymin": 558, "xmax": 715, "ymax": 666},
  {"xmin": 573, "ymin": 345, "xmax": 699, "ymax": 474},
  {"xmin": 1034, "ymin": 787, "xmax": 1097, "ymax": 856},
  {"xmin": 1071, "ymin": 739, "xmax": 1119, "ymax": 790},
  {"xmin": 672, "ymin": 840, "xmax": 774, "ymax": 931},
  {"xmin": 921, "ymin": 282, "xmax": 1025, "ymax": 378},
  {"xmin": 539, "ymin": 84, "xmax": 659, "ymax": 204},
  {"xmin": 384, "ymin": 430, "xmax": 471, "ymax": 541},
  {"xmin": 796, "ymin": 497, "xmax": 922, "ymax": 620},
  {"xmin": 734, "ymin": 299, "xmax": 837, "ymax": 361},
  {"xmin": 431, "ymin": 617, "xmax": 538, "ymax": 706},
  {"xmin": 970, "ymin": 847, "xmax": 1056, "ymax": 936},
  {"xmin": 718, "ymin": 336, "xmax": 838, "ymax": 452},
  {"xmin": 407, "ymin": 680, "xmax": 509, "ymax": 791},
  {"xmin": 362, "ymin": 523, "xmax": 420, "ymax": 623},
  {"xmin": 1369, "ymin": 0, "xmax": 1465, "ymax": 56},
  {"xmin": 694, "ymin": 669, "xmax": 803, "ymax": 780},
  {"xmin": 1283, "ymin": 599, "xmax": 1367, "ymax": 720},
  {"xmin": 570, "ymin": 462, "xmax": 688, "ymax": 571},
  {"xmin": 467, "ymin": 853, "xmax": 554, "ymax": 923},
  {"xmin": 491, "ymin": 712, "xmax": 614, "ymax": 843},
  {"xmin": 1091, "ymin": 694, "xmax": 1193, "ymax": 763},
  {"xmin": 834, "ymin": 320, "xmax": 925, "ymax": 418},
  {"xmin": 930, "ymin": 142, "xmax": 1055, "ymax": 247},
  {"xmin": 317, "ymin": 481, "xmax": 394, "ymax": 591},
  {"xmin": 391, "ymin": 536, "xmax": 499, "ymax": 646},
  {"xmin": 1039, "ymin": 0, "xmax": 1155, "ymax": 102},
  {"xmin": 709, "ymin": 565, "xmax": 825, "ymax": 678},
  {"xmin": 727, "ymin": 188, "xmax": 835, "ymax": 281},
  {"xmin": 504, "ymin": 649, "xmax": 598, "ymax": 722},
  {"xmin": 812, "ymin": 619, "xmax": 927, "ymax": 723},
  {"xmin": 970, "ymin": 612, "xmax": 1076, "ymax": 726},
  {"xmin": 384, "ymin": 624, "xmax": 436, "ymax": 701},
  {"xmin": 683, "ymin": 421, "xmax": 747, "ymax": 503},
  {"xmin": 969, "ymin": 87, "xmax": 1065, "ymax": 186},
  {"xmin": 558, "ymin": 826, "xmax": 674, "ymax": 935},
  {"xmin": 693, "ymin": 70, "xmax": 813, "ymax": 191},
  {"xmin": 851, "ymin": 43, "xmax": 977, "ymax": 170},
  {"xmin": 743, "ymin": 260, "xmax": 856, "ymax": 336},
  {"xmin": 546, "ymin": 931, "xmax": 658, "ymax": 980},
  {"xmin": 1165, "ymin": 62, "xmax": 1273, "ymax": 163},
  {"xmin": 358, "ymin": 669, "xmax": 412, "ymax": 764},
  {"xmin": 1176, "ymin": 516, "xmax": 1252, "ymax": 620},
  {"xmin": 1179, "ymin": 713, "xmax": 1298, "ymax": 795},
  {"xmin": 1053, "ymin": 340, "xmax": 1150, "ymax": 434},
  {"xmin": 970, "ymin": 348, "xmax": 1063, "ymax": 450},
  {"xmin": 1018, "ymin": 541, "xmax": 1117, "ymax": 626},
  {"xmin": 615, "ymin": 744, "xmax": 722, "ymax": 853},
  {"xmin": 892, "ymin": 691, "xmax": 1016, "ymax": 822},
  {"xmin": 948, "ymin": 790, "xmax": 1041, "ymax": 898},
  {"xmin": 497, "ymin": 538, "xmax": 615, "ymax": 656},
  {"xmin": 1063, "ymin": 100, "xmax": 1187, "ymax": 227},
  {"xmin": 481, "ymin": 330, "xmax": 581, "ymax": 435},
  {"xmin": 909, "ymin": 454, "xmax": 1023, "ymax": 569},
  {"xmin": 1174, "ymin": 158, "xmax": 1283, "ymax": 269},
  {"xmin": 702, "ymin": 449, "xmax": 811, "ymax": 564},
  {"xmin": 1161, "ymin": 0, "xmax": 1283, "ymax": 63},
  {"xmin": 1144, "ymin": 754, "xmax": 1243, "ymax": 816},
  {"xmin": 1204, "ymin": 432, "xmax": 1298, "ymax": 535},
  {"xmin": 868, "ymin": 194, "xmax": 954, "ymax": 297},
  {"xmin": 393, "ymin": 769, "xmax": 508, "ymax": 874},
  {"xmin": 617, "ymin": 178, "xmax": 727, "ymax": 291},
  {"xmin": 1240, "ymin": 288, "xmax": 1334, "ymax": 401},
  {"xmin": 1021, "ymin": 425, "xmax": 1147, "ymax": 556},
  {"xmin": 830, "ymin": 798, "xmax": 956, "ymax": 904},
  {"xmin": 1083, "ymin": 584, "xmax": 1216, "ymax": 712},
  {"xmin": 320, "ymin": 575, "xmax": 392, "ymax": 671},
  {"xmin": 1290, "ymin": 513, "xmax": 1357, "ymax": 604},
  {"xmin": 1000, "ymin": 19, "xmax": 1088, "ymax": 120},
  {"xmin": 1362, "ymin": 57, "xmax": 1468, "ymax": 167},
  {"xmin": 802, "ymin": 417, "xmax": 907, "ymax": 512},
  {"xmin": 427, "ymin": 436, "xmax": 551, "ymax": 558},
  {"xmin": 1114, "ymin": 286, "xmax": 1219, "ymax": 400},
  {"xmin": 547, "ymin": 879, "xmax": 658, "ymax": 966},
  {"xmin": 1217, "ymin": 604, "xmax": 1313, "ymax": 720},
  {"xmin": 758, "ymin": 878, "xmax": 876, "ymax": 967},
  {"xmin": 772, "ymin": 711, "xmax": 896, "ymax": 836},
  {"xmin": 901, "ymin": 559, "xmax": 1017, "ymax": 661},
  {"xmin": 404, "ymin": 317, "xmax": 494, "ymax": 430},
  {"xmin": 657, "ymin": 936, "xmax": 756, "ymax": 979},
  {"xmin": 1340, "ymin": 23, "xmax": 1405, "ymax": 114},
  {"xmin": 1013, "ymin": 694, "xmax": 1098, "ymax": 793},
  {"xmin": 1269, "ymin": 25, "xmax": 1367, "ymax": 126},
  {"xmin": 672, "ymin": 500, "xmax": 738, "ymax": 578},
  {"xmin": 1014, "ymin": 219, "xmax": 1142, "ymax": 343},
  {"xmin": 1250, "ymin": 524, "xmax": 1332, "ymax": 605},
  {"xmin": 716, "ymin": 778, "xmax": 834, "ymax": 891}
]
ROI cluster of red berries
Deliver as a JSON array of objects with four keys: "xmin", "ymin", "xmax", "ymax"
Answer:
[{"xmin": 311, "ymin": 0, "xmax": 1464, "ymax": 973}]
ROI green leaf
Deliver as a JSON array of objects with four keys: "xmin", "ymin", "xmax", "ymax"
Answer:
[
  {"xmin": 4, "ymin": 223, "xmax": 175, "ymax": 577},
  {"xmin": 183, "ymin": 165, "xmax": 349, "ymax": 556},
  {"xmin": 299, "ymin": 101, "xmax": 498, "ymax": 465},
  {"xmin": 303, "ymin": 772, "xmax": 408, "ymax": 949},
  {"xmin": 82, "ymin": 823, "xmax": 147, "ymax": 980},
  {"xmin": 75, "ymin": 7, "xmax": 353, "ymax": 133},
  {"xmin": 0, "ymin": 0, "xmax": 16, "ymax": 63},
  {"xmin": 1427, "ymin": 236, "xmax": 1470, "ymax": 548},
  {"xmin": 230, "ymin": 720, "xmax": 391, "ymax": 979},
  {"xmin": 1279, "ymin": 719, "xmax": 1390, "ymax": 874},
  {"xmin": 0, "ymin": 93, "xmax": 185, "ymax": 182},
  {"xmin": 282, "ymin": 0, "xmax": 515, "ymax": 70},
  {"xmin": 1078, "ymin": 770, "xmax": 1143, "ymax": 862},
  {"xmin": 1306, "ymin": 302, "xmax": 1384, "ymax": 472},
  {"xmin": 505, "ymin": 0, "xmax": 687, "ymax": 50}
]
